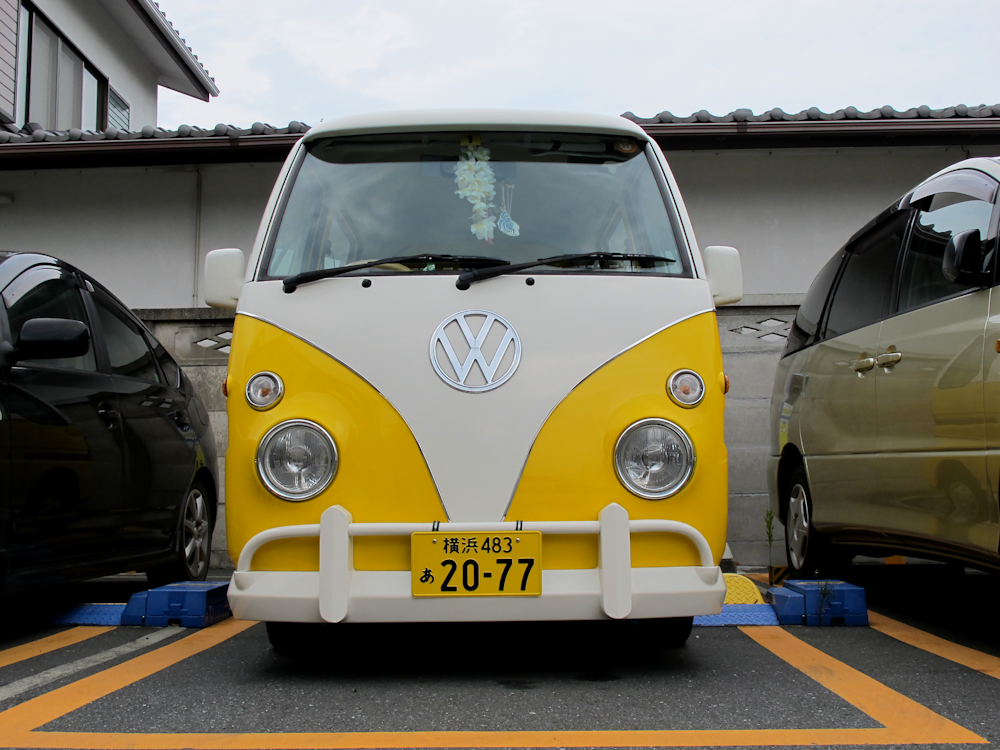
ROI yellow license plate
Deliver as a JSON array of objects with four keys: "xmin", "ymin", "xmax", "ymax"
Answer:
[{"xmin": 411, "ymin": 531, "xmax": 542, "ymax": 597}]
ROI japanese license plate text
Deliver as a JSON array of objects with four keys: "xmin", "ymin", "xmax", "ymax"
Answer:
[{"xmin": 411, "ymin": 531, "xmax": 542, "ymax": 597}]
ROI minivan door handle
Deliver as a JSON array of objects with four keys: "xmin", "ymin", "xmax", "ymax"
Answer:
[
  {"xmin": 852, "ymin": 357, "xmax": 875, "ymax": 373},
  {"xmin": 876, "ymin": 352, "xmax": 902, "ymax": 368}
]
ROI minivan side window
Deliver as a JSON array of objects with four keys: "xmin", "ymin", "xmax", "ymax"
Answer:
[
  {"xmin": 823, "ymin": 210, "xmax": 909, "ymax": 340},
  {"xmin": 2, "ymin": 267, "xmax": 96, "ymax": 371},
  {"xmin": 783, "ymin": 249, "xmax": 845, "ymax": 357},
  {"xmin": 897, "ymin": 192, "xmax": 994, "ymax": 313}
]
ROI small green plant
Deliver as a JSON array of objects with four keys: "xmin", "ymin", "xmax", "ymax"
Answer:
[
  {"xmin": 764, "ymin": 509, "xmax": 774, "ymax": 561},
  {"xmin": 818, "ymin": 578, "xmax": 832, "ymax": 626}
]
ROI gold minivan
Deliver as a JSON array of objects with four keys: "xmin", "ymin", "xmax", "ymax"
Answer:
[{"xmin": 770, "ymin": 157, "xmax": 1000, "ymax": 575}]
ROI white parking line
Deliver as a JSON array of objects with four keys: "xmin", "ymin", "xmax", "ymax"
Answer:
[{"xmin": 0, "ymin": 626, "xmax": 182, "ymax": 703}]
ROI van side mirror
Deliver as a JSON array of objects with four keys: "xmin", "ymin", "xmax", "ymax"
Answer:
[
  {"xmin": 204, "ymin": 248, "xmax": 246, "ymax": 309},
  {"xmin": 702, "ymin": 246, "xmax": 743, "ymax": 305},
  {"xmin": 942, "ymin": 229, "xmax": 982, "ymax": 285},
  {"xmin": 17, "ymin": 318, "xmax": 91, "ymax": 361}
]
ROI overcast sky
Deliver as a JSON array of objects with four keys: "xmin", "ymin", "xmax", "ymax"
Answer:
[{"xmin": 156, "ymin": 0, "xmax": 1000, "ymax": 129}]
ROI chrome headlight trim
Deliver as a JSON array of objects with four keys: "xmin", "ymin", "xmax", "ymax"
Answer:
[
  {"xmin": 666, "ymin": 369, "xmax": 706, "ymax": 408},
  {"xmin": 246, "ymin": 371, "xmax": 285, "ymax": 411},
  {"xmin": 255, "ymin": 419, "xmax": 338, "ymax": 501},
  {"xmin": 614, "ymin": 418, "xmax": 695, "ymax": 500}
]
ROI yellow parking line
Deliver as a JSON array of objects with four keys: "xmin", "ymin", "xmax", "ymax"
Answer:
[
  {"xmin": 0, "ymin": 617, "xmax": 256, "ymax": 736},
  {"xmin": 0, "ymin": 622, "xmax": 985, "ymax": 748},
  {"xmin": 741, "ymin": 625, "xmax": 983, "ymax": 744},
  {"xmin": 0, "ymin": 627, "xmax": 115, "ymax": 670},
  {"xmin": 869, "ymin": 610, "xmax": 1000, "ymax": 678}
]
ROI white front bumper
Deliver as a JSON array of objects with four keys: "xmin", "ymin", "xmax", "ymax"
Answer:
[{"xmin": 227, "ymin": 503, "xmax": 726, "ymax": 623}]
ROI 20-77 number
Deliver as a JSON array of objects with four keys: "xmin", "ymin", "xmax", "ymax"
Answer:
[{"xmin": 439, "ymin": 558, "xmax": 534, "ymax": 592}]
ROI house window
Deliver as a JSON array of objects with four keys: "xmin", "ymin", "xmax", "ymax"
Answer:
[
  {"xmin": 108, "ymin": 88, "xmax": 129, "ymax": 130},
  {"xmin": 15, "ymin": 2, "xmax": 107, "ymax": 131}
]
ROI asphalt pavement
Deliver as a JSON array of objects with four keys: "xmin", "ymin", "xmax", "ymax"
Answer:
[{"xmin": 0, "ymin": 564, "xmax": 998, "ymax": 749}]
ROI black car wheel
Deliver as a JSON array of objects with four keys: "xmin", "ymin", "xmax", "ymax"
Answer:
[{"xmin": 146, "ymin": 480, "xmax": 212, "ymax": 587}]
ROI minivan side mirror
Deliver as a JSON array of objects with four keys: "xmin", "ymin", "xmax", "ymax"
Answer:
[
  {"xmin": 942, "ymin": 229, "xmax": 982, "ymax": 285},
  {"xmin": 16, "ymin": 318, "xmax": 91, "ymax": 361},
  {"xmin": 204, "ymin": 248, "xmax": 246, "ymax": 309},
  {"xmin": 702, "ymin": 245, "xmax": 743, "ymax": 305}
]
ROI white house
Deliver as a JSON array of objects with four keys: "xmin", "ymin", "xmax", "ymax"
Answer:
[{"xmin": 1, "ymin": 0, "xmax": 216, "ymax": 132}]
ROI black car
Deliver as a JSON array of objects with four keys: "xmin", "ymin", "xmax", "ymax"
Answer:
[{"xmin": 0, "ymin": 253, "xmax": 218, "ymax": 591}]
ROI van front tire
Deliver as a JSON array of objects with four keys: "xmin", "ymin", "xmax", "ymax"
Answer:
[{"xmin": 638, "ymin": 616, "xmax": 693, "ymax": 648}]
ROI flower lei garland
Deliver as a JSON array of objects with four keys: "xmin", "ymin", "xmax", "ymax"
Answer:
[{"xmin": 454, "ymin": 144, "xmax": 497, "ymax": 241}]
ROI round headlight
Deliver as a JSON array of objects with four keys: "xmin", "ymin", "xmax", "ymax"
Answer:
[
  {"xmin": 256, "ymin": 420, "xmax": 337, "ymax": 501},
  {"xmin": 246, "ymin": 371, "xmax": 284, "ymax": 410},
  {"xmin": 667, "ymin": 369, "xmax": 705, "ymax": 407},
  {"xmin": 614, "ymin": 419, "xmax": 694, "ymax": 499}
]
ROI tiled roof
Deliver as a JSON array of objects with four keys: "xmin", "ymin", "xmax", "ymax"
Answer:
[
  {"xmin": 143, "ymin": 1, "xmax": 219, "ymax": 97},
  {"xmin": 0, "ymin": 121, "xmax": 310, "ymax": 144},
  {"xmin": 623, "ymin": 104, "xmax": 1000, "ymax": 124}
]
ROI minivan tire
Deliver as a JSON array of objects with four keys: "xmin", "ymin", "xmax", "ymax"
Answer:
[{"xmin": 783, "ymin": 467, "xmax": 843, "ymax": 578}]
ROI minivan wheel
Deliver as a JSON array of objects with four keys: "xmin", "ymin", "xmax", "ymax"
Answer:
[
  {"xmin": 145, "ymin": 481, "xmax": 212, "ymax": 587},
  {"xmin": 783, "ymin": 467, "xmax": 842, "ymax": 578}
]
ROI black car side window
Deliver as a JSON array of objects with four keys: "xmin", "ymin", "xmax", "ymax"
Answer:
[
  {"xmin": 897, "ymin": 192, "xmax": 995, "ymax": 313},
  {"xmin": 2, "ymin": 266, "xmax": 97, "ymax": 371},
  {"xmin": 150, "ymin": 338, "xmax": 180, "ymax": 388},
  {"xmin": 823, "ymin": 210, "xmax": 909, "ymax": 340},
  {"xmin": 92, "ymin": 292, "xmax": 160, "ymax": 384}
]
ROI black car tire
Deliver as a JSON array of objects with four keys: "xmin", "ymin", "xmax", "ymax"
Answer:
[
  {"xmin": 145, "ymin": 480, "xmax": 212, "ymax": 588},
  {"xmin": 783, "ymin": 467, "xmax": 846, "ymax": 578}
]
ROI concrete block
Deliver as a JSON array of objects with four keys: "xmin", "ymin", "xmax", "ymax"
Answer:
[
  {"xmin": 727, "ymin": 540, "xmax": 773, "ymax": 567},
  {"xmin": 727, "ymin": 494, "xmax": 782, "ymax": 542},
  {"xmin": 208, "ymin": 411, "xmax": 228, "ymax": 454},
  {"xmin": 182, "ymin": 364, "xmax": 228, "ymax": 412},
  {"xmin": 721, "ymin": 350, "xmax": 784, "ymax": 400},
  {"xmin": 724, "ymin": 398, "xmax": 772, "ymax": 445},
  {"xmin": 727, "ymin": 444, "xmax": 771, "ymax": 495}
]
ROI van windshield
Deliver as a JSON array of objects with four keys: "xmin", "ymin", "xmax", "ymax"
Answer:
[{"xmin": 261, "ymin": 131, "xmax": 690, "ymax": 280}]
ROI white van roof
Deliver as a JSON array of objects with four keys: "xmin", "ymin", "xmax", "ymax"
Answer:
[{"xmin": 302, "ymin": 109, "xmax": 650, "ymax": 142}]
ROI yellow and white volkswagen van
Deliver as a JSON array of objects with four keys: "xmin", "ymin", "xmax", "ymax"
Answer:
[{"xmin": 204, "ymin": 110, "xmax": 743, "ymax": 650}]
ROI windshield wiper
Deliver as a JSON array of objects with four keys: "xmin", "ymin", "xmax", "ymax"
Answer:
[
  {"xmin": 455, "ymin": 252, "xmax": 675, "ymax": 290},
  {"xmin": 283, "ymin": 254, "xmax": 509, "ymax": 293}
]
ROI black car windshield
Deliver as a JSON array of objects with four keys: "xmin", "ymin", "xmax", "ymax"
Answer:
[{"xmin": 260, "ymin": 131, "xmax": 690, "ymax": 280}]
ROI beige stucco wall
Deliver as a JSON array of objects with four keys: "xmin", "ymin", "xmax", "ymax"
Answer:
[{"xmin": 0, "ymin": 162, "xmax": 281, "ymax": 308}]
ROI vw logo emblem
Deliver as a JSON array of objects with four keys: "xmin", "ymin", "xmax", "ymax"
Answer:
[{"xmin": 430, "ymin": 310, "xmax": 521, "ymax": 393}]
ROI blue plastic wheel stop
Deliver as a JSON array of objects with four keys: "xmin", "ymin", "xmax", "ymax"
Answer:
[
  {"xmin": 767, "ymin": 586, "xmax": 806, "ymax": 625},
  {"xmin": 694, "ymin": 603, "xmax": 780, "ymax": 626},
  {"xmin": 783, "ymin": 579, "xmax": 868, "ymax": 626},
  {"xmin": 50, "ymin": 604, "xmax": 127, "ymax": 626},
  {"xmin": 141, "ymin": 581, "xmax": 232, "ymax": 628},
  {"xmin": 120, "ymin": 591, "xmax": 149, "ymax": 626}
]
